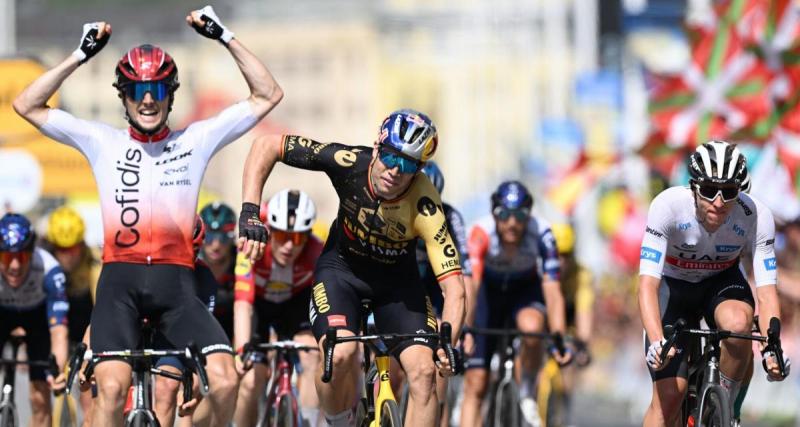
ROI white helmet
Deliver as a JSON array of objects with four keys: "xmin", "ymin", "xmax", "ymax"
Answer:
[{"xmin": 266, "ymin": 189, "xmax": 317, "ymax": 232}]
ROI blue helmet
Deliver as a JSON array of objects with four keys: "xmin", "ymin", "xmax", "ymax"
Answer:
[
  {"xmin": 421, "ymin": 161, "xmax": 445, "ymax": 195},
  {"xmin": 378, "ymin": 109, "xmax": 438, "ymax": 162},
  {"xmin": 0, "ymin": 213, "xmax": 36, "ymax": 252},
  {"xmin": 491, "ymin": 181, "xmax": 533, "ymax": 210}
]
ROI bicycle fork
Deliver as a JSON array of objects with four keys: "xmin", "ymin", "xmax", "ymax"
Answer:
[{"xmin": 371, "ymin": 355, "xmax": 395, "ymax": 427}]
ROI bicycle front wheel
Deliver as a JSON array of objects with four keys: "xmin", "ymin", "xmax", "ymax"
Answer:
[
  {"xmin": 698, "ymin": 386, "xmax": 731, "ymax": 427},
  {"xmin": 493, "ymin": 380, "xmax": 521, "ymax": 427},
  {"xmin": 380, "ymin": 400, "xmax": 402, "ymax": 427}
]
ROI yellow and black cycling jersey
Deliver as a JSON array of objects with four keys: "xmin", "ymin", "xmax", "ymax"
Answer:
[
  {"xmin": 559, "ymin": 256, "xmax": 594, "ymax": 326},
  {"xmin": 280, "ymin": 135, "xmax": 462, "ymax": 281}
]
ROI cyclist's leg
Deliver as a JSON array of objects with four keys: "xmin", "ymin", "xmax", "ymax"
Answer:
[
  {"xmin": 21, "ymin": 304, "xmax": 54, "ymax": 427},
  {"xmin": 514, "ymin": 299, "xmax": 546, "ymax": 400},
  {"xmin": 233, "ymin": 298, "xmax": 270, "ymax": 427},
  {"xmin": 460, "ymin": 368, "xmax": 489, "ymax": 427},
  {"xmin": 158, "ymin": 266, "xmax": 237, "ymax": 427},
  {"xmin": 705, "ymin": 266, "xmax": 755, "ymax": 412},
  {"xmin": 460, "ymin": 283, "xmax": 495, "ymax": 427},
  {"xmin": 643, "ymin": 276, "xmax": 698, "ymax": 427},
  {"xmin": 153, "ymin": 349, "xmax": 184, "ymax": 426},
  {"xmin": 309, "ymin": 263, "xmax": 364, "ymax": 426}
]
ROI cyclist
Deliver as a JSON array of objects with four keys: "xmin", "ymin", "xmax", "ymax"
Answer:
[
  {"xmin": 238, "ymin": 109, "xmax": 466, "ymax": 427},
  {"xmin": 199, "ymin": 201, "xmax": 239, "ymax": 339},
  {"xmin": 232, "ymin": 189, "xmax": 323, "ymax": 427},
  {"xmin": 639, "ymin": 140, "xmax": 789, "ymax": 427},
  {"xmin": 0, "ymin": 213, "xmax": 69, "ymax": 427},
  {"xmin": 14, "ymin": 6, "xmax": 283, "ymax": 426},
  {"xmin": 460, "ymin": 181, "xmax": 572, "ymax": 427},
  {"xmin": 544, "ymin": 222, "xmax": 595, "ymax": 425},
  {"xmin": 43, "ymin": 206, "xmax": 101, "ymax": 426}
]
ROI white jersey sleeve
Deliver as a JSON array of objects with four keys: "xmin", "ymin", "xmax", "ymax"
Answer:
[
  {"xmin": 40, "ymin": 109, "xmax": 113, "ymax": 164},
  {"xmin": 750, "ymin": 199, "xmax": 778, "ymax": 287},
  {"xmin": 188, "ymin": 101, "xmax": 259, "ymax": 158},
  {"xmin": 639, "ymin": 191, "xmax": 671, "ymax": 279}
]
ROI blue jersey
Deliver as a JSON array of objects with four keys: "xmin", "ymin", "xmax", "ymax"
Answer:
[{"xmin": 0, "ymin": 248, "xmax": 69, "ymax": 326}]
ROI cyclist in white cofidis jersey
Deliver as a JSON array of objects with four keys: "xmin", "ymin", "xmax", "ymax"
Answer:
[
  {"xmin": 639, "ymin": 141, "xmax": 790, "ymax": 427},
  {"xmin": 13, "ymin": 6, "xmax": 282, "ymax": 426}
]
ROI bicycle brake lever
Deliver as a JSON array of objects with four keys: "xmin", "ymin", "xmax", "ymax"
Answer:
[
  {"xmin": 660, "ymin": 319, "xmax": 686, "ymax": 362},
  {"xmin": 187, "ymin": 342, "xmax": 210, "ymax": 396},
  {"xmin": 65, "ymin": 343, "xmax": 88, "ymax": 395},
  {"xmin": 321, "ymin": 328, "xmax": 337, "ymax": 383},
  {"xmin": 767, "ymin": 317, "xmax": 787, "ymax": 378},
  {"xmin": 439, "ymin": 322, "xmax": 458, "ymax": 375},
  {"xmin": 182, "ymin": 368, "xmax": 194, "ymax": 405}
]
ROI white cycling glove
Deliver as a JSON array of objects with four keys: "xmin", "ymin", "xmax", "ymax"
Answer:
[
  {"xmin": 646, "ymin": 338, "xmax": 667, "ymax": 370},
  {"xmin": 762, "ymin": 351, "xmax": 791, "ymax": 382},
  {"xmin": 72, "ymin": 22, "xmax": 110, "ymax": 64},
  {"xmin": 190, "ymin": 5, "xmax": 234, "ymax": 45}
]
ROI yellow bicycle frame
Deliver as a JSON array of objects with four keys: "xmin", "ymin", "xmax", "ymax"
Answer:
[
  {"xmin": 370, "ymin": 354, "xmax": 397, "ymax": 427},
  {"xmin": 537, "ymin": 357, "xmax": 565, "ymax": 426}
]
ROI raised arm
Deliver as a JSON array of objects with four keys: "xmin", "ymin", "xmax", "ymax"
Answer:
[
  {"xmin": 14, "ymin": 22, "xmax": 111, "ymax": 127},
  {"xmin": 186, "ymin": 6, "xmax": 283, "ymax": 119},
  {"xmin": 238, "ymin": 135, "xmax": 284, "ymax": 261}
]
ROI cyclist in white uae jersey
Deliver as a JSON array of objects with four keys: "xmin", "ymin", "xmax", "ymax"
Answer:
[
  {"xmin": 638, "ymin": 141, "xmax": 788, "ymax": 427},
  {"xmin": 13, "ymin": 6, "xmax": 282, "ymax": 426}
]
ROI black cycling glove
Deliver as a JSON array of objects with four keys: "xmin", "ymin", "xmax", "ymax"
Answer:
[
  {"xmin": 190, "ymin": 5, "xmax": 234, "ymax": 45},
  {"xmin": 72, "ymin": 23, "xmax": 110, "ymax": 64},
  {"xmin": 239, "ymin": 202, "xmax": 267, "ymax": 243}
]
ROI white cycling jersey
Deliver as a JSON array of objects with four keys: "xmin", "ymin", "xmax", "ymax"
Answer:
[
  {"xmin": 639, "ymin": 186, "xmax": 777, "ymax": 286},
  {"xmin": 40, "ymin": 101, "xmax": 258, "ymax": 268}
]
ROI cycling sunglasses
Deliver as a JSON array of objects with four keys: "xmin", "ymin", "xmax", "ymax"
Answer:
[
  {"xmin": 204, "ymin": 230, "xmax": 235, "ymax": 245},
  {"xmin": 123, "ymin": 81, "xmax": 170, "ymax": 102},
  {"xmin": 492, "ymin": 207, "xmax": 530, "ymax": 222},
  {"xmin": 0, "ymin": 251, "xmax": 32, "ymax": 268},
  {"xmin": 694, "ymin": 184, "xmax": 739, "ymax": 203},
  {"xmin": 378, "ymin": 147, "xmax": 422, "ymax": 174},
  {"xmin": 270, "ymin": 229, "xmax": 309, "ymax": 246}
]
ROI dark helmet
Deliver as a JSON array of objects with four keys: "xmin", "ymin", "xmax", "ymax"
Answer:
[
  {"xmin": 421, "ymin": 161, "xmax": 445, "ymax": 195},
  {"xmin": 491, "ymin": 181, "xmax": 533, "ymax": 210},
  {"xmin": 688, "ymin": 140, "xmax": 751, "ymax": 193},
  {"xmin": 114, "ymin": 44, "xmax": 179, "ymax": 90},
  {"xmin": 199, "ymin": 202, "xmax": 236, "ymax": 232},
  {"xmin": 0, "ymin": 213, "xmax": 36, "ymax": 253}
]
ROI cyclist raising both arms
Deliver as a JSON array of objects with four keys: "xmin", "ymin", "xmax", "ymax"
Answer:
[
  {"xmin": 239, "ymin": 109, "xmax": 466, "ymax": 427},
  {"xmin": 460, "ymin": 181, "xmax": 571, "ymax": 427},
  {"xmin": 13, "ymin": 5, "xmax": 283, "ymax": 426},
  {"xmin": 639, "ymin": 141, "xmax": 789, "ymax": 427},
  {"xmin": 0, "ymin": 213, "xmax": 69, "ymax": 427},
  {"xmin": 232, "ymin": 189, "xmax": 323, "ymax": 427}
]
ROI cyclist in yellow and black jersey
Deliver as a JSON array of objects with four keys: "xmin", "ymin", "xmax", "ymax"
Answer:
[{"xmin": 239, "ymin": 109, "xmax": 466, "ymax": 427}]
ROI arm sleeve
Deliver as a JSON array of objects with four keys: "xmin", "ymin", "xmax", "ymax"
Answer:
[
  {"xmin": 446, "ymin": 207, "xmax": 473, "ymax": 277},
  {"xmin": 639, "ymin": 195, "xmax": 671, "ymax": 279},
  {"xmin": 193, "ymin": 101, "xmax": 260, "ymax": 157},
  {"xmin": 751, "ymin": 203, "xmax": 778, "ymax": 287},
  {"xmin": 280, "ymin": 135, "xmax": 358, "ymax": 174},
  {"xmin": 39, "ymin": 109, "xmax": 103, "ymax": 163},
  {"xmin": 414, "ymin": 190, "xmax": 462, "ymax": 281},
  {"xmin": 43, "ymin": 266, "xmax": 69, "ymax": 327},
  {"xmin": 233, "ymin": 252, "xmax": 257, "ymax": 304},
  {"xmin": 537, "ymin": 225, "xmax": 560, "ymax": 280}
]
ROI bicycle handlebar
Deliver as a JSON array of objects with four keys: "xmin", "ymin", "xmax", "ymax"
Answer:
[
  {"xmin": 766, "ymin": 317, "xmax": 787, "ymax": 378},
  {"xmin": 65, "ymin": 343, "xmax": 88, "ymax": 395},
  {"xmin": 659, "ymin": 319, "xmax": 686, "ymax": 362}
]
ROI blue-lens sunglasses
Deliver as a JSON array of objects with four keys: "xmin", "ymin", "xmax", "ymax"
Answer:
[
  {"xmin": 124, "ymin": 81, "xmax": 169, "ymax": 102},
  {"xmin": 378, "ymin": 146, "xmax": 422, "ymax": 174}
]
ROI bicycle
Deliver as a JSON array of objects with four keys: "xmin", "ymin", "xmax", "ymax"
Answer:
[
  {"xmin": 537, "ymin": 338, "xmax": 590, "ymax": 427},
  {"xmin": 660, "ymin": 316, "xmax": 787, "ymax": 427},
  {"xmin": 321, "ymin": 301, "xmax": 458, "ymax": 427},
  {"xmin": 240, "ymin": 339, "xmax": 318, "ymax": 427},
  {"xmin": 0, "ymin": 335, "xmax": 59, "ymax": 427},
  {"xmin": 463, "ymin": 326, "xmax": 565, "ymax": 427},
  {"xmin": 64, "ymin": 319, "xmax": 211, "ymax": 427}
]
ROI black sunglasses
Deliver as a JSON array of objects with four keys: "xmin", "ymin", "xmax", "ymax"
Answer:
[{"xmin": 695, "ymin": 184, "xmax": 739, "ymax": 203}]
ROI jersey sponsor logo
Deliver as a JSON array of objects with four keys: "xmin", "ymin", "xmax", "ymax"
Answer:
[
  {"xmin": 736, "ymin": 198, "xmax": 753, "ymax": 216},
  {"xmin": 308, "ymin": 300, "xmax": 318, "ymax": 325},
  {"xmin": 159, "ymin": 179, "xmax": 192, "ymax": 187},
  {"xmin": 765, "ymin": 239, "xmax": 775, "ymax": 246},
  {"xmin": 732, "ymin": 224, "xmax": 746, "ymax": 236},
  {"xmin": 678, "ymin": 222, "xmax": 692, "ymax": 231},
  {"xmin": 234, "ymin": 281, "xmax": 252, "ymax": 292},
  {"xmin": 201, "ymin": 343, "xmax": 234, "ymax": 354},
  {"xmin": 333, "ymin": 149, "xmax": 357, "ymax": 167},
  {"xmin": 155, "ymin": 149, "xmax": 192, "ymax": 166},
  {"xmin": 343, "ymin": 216, "xmax": 410, "ymax": 255},
  {"xmin": 716, "ymin": 245, "xmax": 741, "ymax": 253},
  {"xmin": 163, "ymin": 165, "xmax": 188, "ymax": 175},
  {"xmin": 312, "ymin": 282, "xmax": 330, "ymax": 313},
  {"xmin": 640, "ymin": 247, "xmax": 662, "ymax": 262},
  {"xmin": 443, "ymin": 243, "xmax": 456, "ymax": 257},
  {"xmin": 52, "ymin": 300, "xmax": 69, "ymax": 313},
  {"xmin": 764, "ymin": 257, "xmax": 777, "ymax": 271},
  {"xmin": 440, "ymin": 258, "xmax": 459, "ymax": 271},
  {"xmin": 645, "ymin": 227, "xmax": 663, "ymax": 238},
  {"xmin": 666, "ymin": 256, "xmax": 737, "ymax": 270},
  {"xmin": 417, "ymin": 196, "xmax": 438, "ymax": 217},
  {"xmin": 328, "ymin": 314, "xmax": 347, "ymax": 327},
  {"xmin": 115, "ymin": 148, "xmax": 142, "ymax": 248},
  {"xmin": 433, "ymin": 221, "xmax": 448, "ymax": 244},
  {"xmin": 285, "ymin": 135, "xmax": 327, "ymax": 154}
]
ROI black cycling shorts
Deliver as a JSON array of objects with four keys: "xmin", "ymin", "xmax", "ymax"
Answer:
[
  {"xmin": 645, "ymin": 265, "xmax": 755, "ymax": 381},
  {"xmin": 466, "ymin": 277, "xmax": 546, "ymax": 370},
  {"xmin": 91, "ymin": 263, "xmax": 232, "ymax": 362},
  {"xmin": 309, "ymin": 250, "xmax": 437, "ymax": 357},
  {"xmin": 0, "ymin": 303, "xmax": 52, "ymax": 381},
  {"xmin": 254, "ymin": 286, "xmax": 312, "ymax": 341}
]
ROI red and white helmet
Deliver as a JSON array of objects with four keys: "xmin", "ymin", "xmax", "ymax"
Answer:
[
  {"xmin": 114, "ymin": 44, "xmax": 179, "ymax": 90},
  {"xmin": 266, "ymin": 190, "xmax": 316, "ymax": 233}
]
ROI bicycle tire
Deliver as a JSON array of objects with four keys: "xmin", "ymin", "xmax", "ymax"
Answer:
[
  {"xmin": 494, "ymin": 380, "xmax": 521, "ymax": 427},
  {"xmin": 355, "ymin": 398, "xmax": 370, "ymax": 427},
  {"xmin": 272, "ymin": 394, "xmax": 297, "ymax": 427},
  {"xmin": 698, "ymin": 386, "xmax": 731, "ymax": 427},
  {"xmin": 0, "ymin": 404, "xmax": 18, "ymax": 427},
  {"xmin": 126, "ymin": 411, "xmax": 160, "ymax": 427},
  {"xmin": 380, "ymin": 399, "xmax": 402, "ymax": 427}
]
